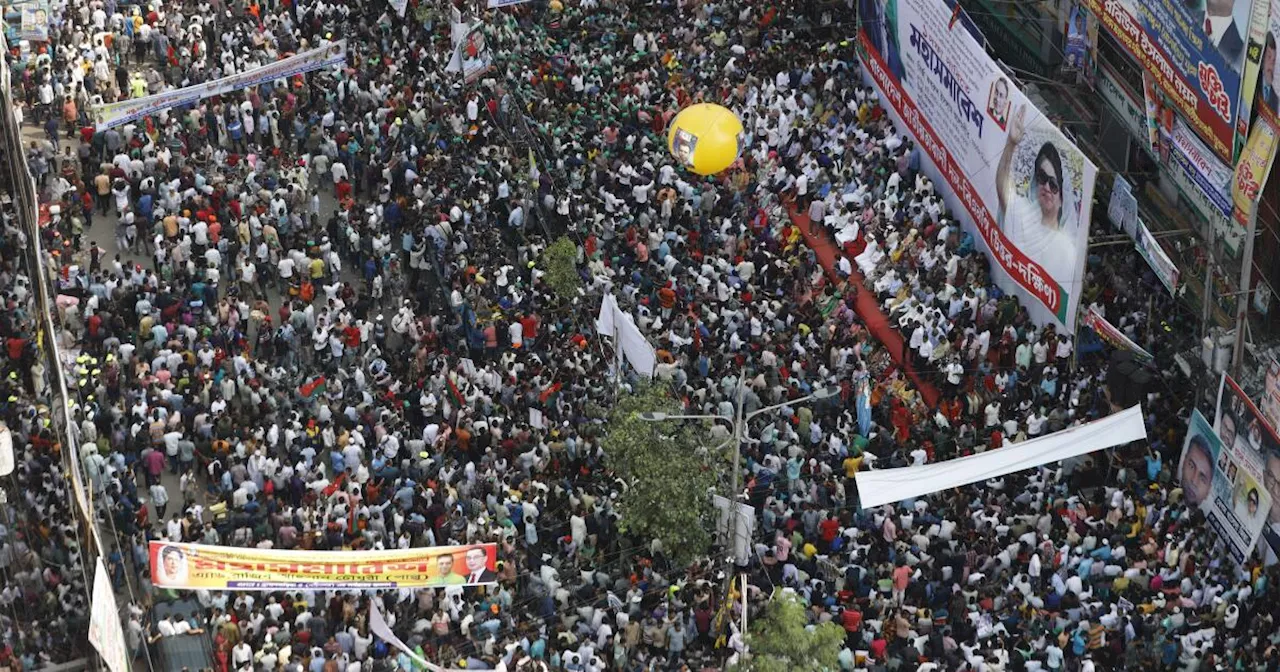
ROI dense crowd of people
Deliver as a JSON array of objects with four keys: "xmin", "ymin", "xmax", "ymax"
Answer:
[
  {"xmin": 1, "ymin": 0, "xmax": 1278, "ymax": 670},
  {"xmin": 0, "ymin": 82, "xmax": 94, "ymax": 670}
]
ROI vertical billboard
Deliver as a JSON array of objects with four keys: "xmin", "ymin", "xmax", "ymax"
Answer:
[
  {"xmin": 1215, "ymin": 374, "xmax": 1280, "ymax": 563},
  {"xmin": 1064, "ymin": 4, "xmax": 1100, "ymax": 87},
  {"xmin": 1229, "ymin": 0, "xmax": 1279, "ymax": 237},
  {"xmin": 858, "ymin": 0, "xmax": 1098, "ymax": 330},
  {"xmin": 1256, "ymin": 0, "xmax": 1279, "ymax": 119},
  {"xmin": 1084, "ymin": 0, "xmax": 1258, "ymax": 162},
  {"xmin": 1184, "ymin": 408, "xmax": 1273, "ymax": 564},
  {"xmin": 1232, "ymin": 115, "xmax": 1279, "ymax": 226}
]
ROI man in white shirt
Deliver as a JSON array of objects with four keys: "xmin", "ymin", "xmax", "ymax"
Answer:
[
  {"xmin": 277, "ymin": 256, "xmax": 295, "ymax": 293},
  {"xmin": 155, "ymin": 617, "xmax": 177, "ymax": 637}
]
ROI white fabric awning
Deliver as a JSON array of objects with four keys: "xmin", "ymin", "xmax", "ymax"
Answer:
[{"xmin": 855, "ymin": 404, "xmax": 1147, "ymax": 509}]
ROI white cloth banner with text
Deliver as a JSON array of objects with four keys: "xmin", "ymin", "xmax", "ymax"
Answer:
[
  {"xmin": 93, "ymin": 41, "xmax": 347, "ymax": 130},
  {"xmin": 856, "ymin": 405, "xmax": 1147, "ymax": 508}
]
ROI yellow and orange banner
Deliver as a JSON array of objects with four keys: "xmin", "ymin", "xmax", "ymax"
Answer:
[
  {"xmin": 1233, "ymin": 113, "xmax": 1279, "ymax": 227},
  {"xmin": 150, "ymin": 541, "xmax": 498, "ymax": 591}
]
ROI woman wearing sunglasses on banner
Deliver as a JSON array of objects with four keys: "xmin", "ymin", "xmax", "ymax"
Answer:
[{"xmin": 995, "ymin": 104, "xmax": 1077, "ymax": 290}]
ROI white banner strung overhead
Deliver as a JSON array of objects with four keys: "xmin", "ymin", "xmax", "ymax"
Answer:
[
  {"xmin": 488, "ymin": 0, "xmax": 530, "ymax": 6},
  {"xmin": 92, "ymin": 41, "xmax": 347, "ymax": 130},
  {"xmin": 855, "ymin": 405, "xmax": 1148, "ymax": 508}
]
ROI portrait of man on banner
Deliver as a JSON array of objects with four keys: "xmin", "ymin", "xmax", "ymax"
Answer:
[
  {"xmin": 155, "ymin": 545, "xmax": 189, "ymax": 586},
  {"xmin": 1064, "ymin": 6, "xmax": 1089, "ymax": 70},
  {"xmin": 1261, "ymin": 31, "xmax": 1278, "ymax": 114},
  {"xmin": 426, "ymin": 553, "xmax": 466, "ymax": 586},
  {"xmin": 1216, "ymin": 376, "xmax": 1280, "ymax": 563},
  {"xmin": 987, "ymin": 78, "xmax": 1011, "ymax": 130},
  {"xmin": 1197, "ymin": 0, "xmax": 1246, "ymax": 71}
]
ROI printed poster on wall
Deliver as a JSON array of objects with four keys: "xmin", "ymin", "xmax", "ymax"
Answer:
[
  {"xmin": 0, "ymin": 0, "xmax": 41, "ymax": 42},
  {"xmin": 1108, "ymin": 174, "xmax": 1139, "ymax": 237},
  {"xmin": 1083, "ymin": 0, "xmax": 1260, "ymax": 163},
  {"xmin": 1064, "ymin": 4, "xmax": 1099, "ymax": 87},
  {"xmin": 1143, "ymin": 73, "xmax": 1164, "ymax": 157},
  {"xmin": 1183, "ymin": 408, "xmax": 1272, "ymax": 564},
  {"xmin": 1171, "ymin": 116, "xmax": 1235, "ymax": 219},
  {"xmin": 150, "ymin": 541, "xmax": 500, "ymax": 590},
  {"xmin": 17, "ymin": 0, "xmax": 45, "ymax": 41},
  {"xmin": 1215, "ymin": 374, "xmax": 1280, "ymax": 564},
  {"xmin": 858, "ymin": 0, "xmax": 1098, "ymax": 331}
]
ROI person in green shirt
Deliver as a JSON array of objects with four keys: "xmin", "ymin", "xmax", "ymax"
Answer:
[{"xmin": 426, "ymin": 554, "xmax": 465, "ymax": 586}]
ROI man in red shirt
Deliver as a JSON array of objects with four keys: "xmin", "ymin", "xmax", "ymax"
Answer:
[
  {"xmin": 5, "ymin": 336, "xmax": 25, "ymax": 362},
  {"xmin": 520, "ymin": 312, "xmax": 539, "ymax": 350},
  {"xmin": 819, "ymin": 515, "xmax": 841, "ymax": 553}
]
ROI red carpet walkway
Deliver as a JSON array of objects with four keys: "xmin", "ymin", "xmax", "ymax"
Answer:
[{"xmin": 790, "ymin": 207, "xmax": 941, "ymax": 408}]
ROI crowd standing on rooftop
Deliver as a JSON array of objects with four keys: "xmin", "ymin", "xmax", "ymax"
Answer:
[{"xmin": 0, "ymin": 0, "xmax": 1277, "ymax": 670}]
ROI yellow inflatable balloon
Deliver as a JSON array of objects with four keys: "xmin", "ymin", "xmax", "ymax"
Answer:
[{"xmin": 667, "ymin": 103, "xmax": 743, "ymax": 175}]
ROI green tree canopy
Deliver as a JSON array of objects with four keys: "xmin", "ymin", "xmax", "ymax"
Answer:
[
  {"xmin": 733, "ymin": 592, "xmax": 846, "ymax": 672},
  {"xmin": 600, "ymin": 383, "xmax": 719, "ymax": 565},
  {"xmin": 539, "ymin": 236, "xmax": 581, "ymax": 304}
]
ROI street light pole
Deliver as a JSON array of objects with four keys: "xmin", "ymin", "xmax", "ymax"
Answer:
[
  {"xmin": 729, "ymin": 376, "xmax": 745, "ymax": 558},
  {"xmin": 638, "ymin": 383, "xmax": 839, "ymax": 567}
]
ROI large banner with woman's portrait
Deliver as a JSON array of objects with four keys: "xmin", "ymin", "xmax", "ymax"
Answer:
[
  {"xmin": 1184, "ymin": 408, "xmax": 1272, "ymax": 564},
  {"xmin": 858, "ymin": 0, "xmax": 1098, "ymax": 330},
  {"xmin": 149, "ymin": 541, "xmax": 499, "ymax": 590},
  {"xmin": 1215, "ymin": 374, "xmax": 1280, "ymax": 563}
]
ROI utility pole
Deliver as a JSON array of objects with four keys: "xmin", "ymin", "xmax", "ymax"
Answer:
[
  {"xmin": 1233, "ymin": 207, "xmax": 1260, "ymax": 375},
  {"xmin": 728, "ymin": 372, "xmax": 746, "ymax": 582},
  {"xmin": 1202, "ymin": 229, "xmax": 1215, "ymax": 342}
]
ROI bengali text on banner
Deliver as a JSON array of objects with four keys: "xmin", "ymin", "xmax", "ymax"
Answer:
[
  {"xmin": 1232, "ymin": 112, "xmax": 1279, "ymax": 227},
  {"xmin": 1215, "ymin": 374, "xmax": 1280, "ymax": 564},
  {"xmin": 858, "ymin": 0, "xmax": 1097, "ymax": 330},
  {"xmin": 93, "ymin": 41, "xmax": 347, "ymax": 130},
  {"xmin": 1083, "ymin": 0, "xmax": 1258, "ymax": 162},
  {"xmin": 1082, "ymin": 306, "xmax": 1152, "ymax": 361},
  {"xmin": 149, "ymin": 541, "xmax": 499, "ymax": 591},
  {"xmin": 1182, "ymin": 409, "xmax": 1272, "ymax": 565}
]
